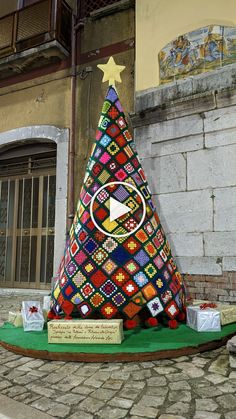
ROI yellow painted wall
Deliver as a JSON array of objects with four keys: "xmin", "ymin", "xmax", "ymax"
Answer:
[
  {"xmin": 136, "ymin": 0, "xmax": 236, "ymax": 91},
  {"xmin": 0, "ymin": 74, "xmax": 71, "ymax": 132}
]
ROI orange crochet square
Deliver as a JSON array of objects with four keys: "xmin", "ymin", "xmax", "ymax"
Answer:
[
  {"xmin": 90, "ymin": 293, "xmax": 104, "ymax": 308},
  {"xmin": 135, "ymin": 229, "xmax": 148, "ymax": 243},
  {"xmin": 123, "ymin": 302, "xmax": 142, "ymax": 319},
  {"xmin": 142, "ymin": 283, "xmax": 157, "ymax": 301}
]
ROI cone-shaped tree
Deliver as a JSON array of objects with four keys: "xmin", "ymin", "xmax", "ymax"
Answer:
[{"xmin": 50, "ymin": 57, "xmax": 185, "ymax": 325}]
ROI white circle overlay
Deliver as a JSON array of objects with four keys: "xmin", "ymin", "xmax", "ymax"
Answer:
[{"xmin": 90, "ymin": 181, "xmax": 146, "ymax": 238}]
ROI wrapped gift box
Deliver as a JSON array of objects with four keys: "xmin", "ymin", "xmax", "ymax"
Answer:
[
  {"xmin": 190, "ymin": 299, "xmax": 211, "ymax": 306},
  {"xmin": 191, "ymin": 300, "xmax": 236, "ymax": 326},
  {"xmin": 214, "ymin": 303, "xmax": 236, "ymax": 326},
  {"xmin": 187, "ymin": 305, "xmax": 221, "ymax": 332},
  {"xmin": 22, "ymin": 301, "xmax": 44, "ymax": 332},
  {"xmin": 8, "ymin": 311, "xmax": 23, "ymax": 328}
]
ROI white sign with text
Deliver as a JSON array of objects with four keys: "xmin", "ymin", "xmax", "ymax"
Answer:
[{"xmin": 48, "ymin": 319, "xmax": 124, "ymax": 344}]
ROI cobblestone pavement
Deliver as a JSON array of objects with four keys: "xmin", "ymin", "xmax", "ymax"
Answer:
[{"xmin": 0, "ymin": 292, "xmax": 236, "ymax": 419}]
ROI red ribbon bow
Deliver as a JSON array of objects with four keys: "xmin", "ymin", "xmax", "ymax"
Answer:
[
  {"xmin": 29, "ymin": 306, "xmax": 38, "ymax": 314},
  {"xmin": 200, "ymin": 303, "xmax": 217, "ymax": 310}
]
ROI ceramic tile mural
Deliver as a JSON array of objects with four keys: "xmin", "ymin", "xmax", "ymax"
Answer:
[{"xmin": 159, "ymin": 25, "xmax": 236, "ymax": 84}]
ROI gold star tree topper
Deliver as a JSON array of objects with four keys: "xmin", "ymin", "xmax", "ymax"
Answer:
[{"xmin": 97, "ymin": 56, "xmax": 125, "ymax": 86}]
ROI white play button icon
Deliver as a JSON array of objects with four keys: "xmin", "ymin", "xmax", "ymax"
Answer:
[
  {"xmin": 109, "ymin": 197, "xmax": 131, "ymax": 222},
  {"xmin": 90, "ymin": 181, "xmax": 146, "ymax": 238}
]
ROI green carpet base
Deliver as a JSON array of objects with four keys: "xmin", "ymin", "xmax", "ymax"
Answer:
[{"xmin": 1, "ymin": 322, "xmax": 236, "ymax": 362}]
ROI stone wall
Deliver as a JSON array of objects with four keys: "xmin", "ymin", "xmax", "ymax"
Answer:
[{"xmin": 133, "ymin": 64, "xmax": 236, "ymax": 303}]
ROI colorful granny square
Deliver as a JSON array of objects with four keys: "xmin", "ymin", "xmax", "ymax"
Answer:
[
  {"xmin": 92, "ymin": 248, "xmax": 108, "ymax": 265},
  {"xmin": 165, "ymin": 301, "xmax": 179, "ymax": 319},
  {"xmin": 142, "ymin": 283, "xmax": 157, "ymax": 300},
  {"xmin": 147, "ymin": 297, "xmax": 164, "ymax": 316},
  {"xmin": 133, "ymin": 271, "xmax": 149, "ymax": 287},
  {"xmin": 90, "ymin": 293, "xmax": 105, "ymax": 308},
  {"xmin": 102, "ymin": 258, "xmax": 117, "ymax": 275},
  {"xmin": 132, "ymin": 291, "xmax": 146, "ymax": 306},
  {"xmin": 123, "ymin": 237, "xmax": 141, "ymax": 254},
  {"xmin": 123, "ymin": 302, "xmax": 142, "ymax": 318},
  {"xmin": 122, "ymin": 280, "xmax": 139, "ymax": 297},
  {"xmin": 101, "ymin": 280, "xmax": 117, "ymax": 297},
  {"xmin": 78, "ymin": 302, "xmax": 92, "ymax": 317},
  {"xmin": 81, "ymin": 283, "xmax": 95, "ymax": 299},
  {"xmin": 112, "ymin": 292, "xmax": 126, "ymax": 307},
  {"xmin": 112, "ymin": 268, "xmax": 130, "ymax": 286},
  {"xmin": 84, "ymin": 238, "xmax": 98, "ymax": 255},
  {"xmin": 101, "ymin": 302, "xmax": 118, "ymax": 319},
  {"xmin": 124, "ymin": 260, "xmax": 139, "ymax": 275},
  {"xmin": 72, "ymin": 272, "xmax": 87, "ymax": 287},
  {"xmin": 102, "ymin": 237, "xmax": 118, "ymax": 252},
  {"xmin": 90, "ymin": 270, "xmax": 107, "ymax": 288},
  {"xmin": 71, "ymin": 292, "xmax": 83, "ymax": 305},
  {"xmin": 134, "ymin": 249, "xmax": 150, "ymax": 267}
]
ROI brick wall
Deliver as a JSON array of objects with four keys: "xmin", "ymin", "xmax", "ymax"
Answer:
[
  {"xmin": 183, "ymin": 273, "xmax": 236, "ymax": 304},
  {"xmin": 133, "ymin": 65, "xmax": 236, "ymax": 302}
]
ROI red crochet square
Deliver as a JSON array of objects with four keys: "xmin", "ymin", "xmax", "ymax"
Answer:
[
  {"xmin": 100, "ymin": 302, "xmax": 118, "ymax": 319},
  {"xmin": 115, "ymin": 151, "xmax": 128, "ymax": 164},
  {"xmin": 122, "ymin": 280, "xmax": 139, "ymax": 297},
  {"xmin": 112, "ymin": 268, "xmax": 130, "ymax": 286},
  {"xmin": 90, "ymin": 270, "xmax": 107, "ymax": 288}
]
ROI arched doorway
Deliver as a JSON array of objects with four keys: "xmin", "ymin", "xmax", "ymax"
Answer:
[
  {"xmin": 0, "ymin": 125, "xmax": 69, "ymax": 290},
  {"xmin": 0, "ymin": 141, "xmax": 56, "ymax": 288}
]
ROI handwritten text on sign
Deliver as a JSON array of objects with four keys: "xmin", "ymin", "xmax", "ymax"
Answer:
[{"xmin": 48, "ymin": 319, "xmax": 124, "ymax": 344}]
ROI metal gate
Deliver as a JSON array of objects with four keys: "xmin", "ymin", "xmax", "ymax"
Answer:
[{"xmin": 0, "ymin": 146, "xmax": 56, "ymax": 289}]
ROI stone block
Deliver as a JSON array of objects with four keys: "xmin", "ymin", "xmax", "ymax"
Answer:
[
  {"xmin": 216, "ymin": 87, "xmax": 236, "ymax": 108},
  {"xmin": 227, "ymin": 335, "xmax": 236, "ymax": 353},
  {"xmin": 141, "ymin": 154, "xmax": 186, "ymax": 194},
  {"xmin": 135, "ymin": 130, "xmax": 152, "ymax": 158},
  {"xmin": 187, "ymin": 145, "xmax": 236, "ymax": 190},
  {"xmin": 205, "ymin": 127, "xmax": 236, "ymax": 148},
  {"xmin": 204, "ymin": 232, "xmax": 236, "ymax": 256},
  {"xmin": 192, "ymin": 64, "xmax": 236, "ymax": 98},
  {"xmin": 223, "ymin": 257, "xmax": 236, "ymax": 272},
  {"xmin": 135, "ymin": 83, "xmax": 180, "ymax": 112},
  {"xmin": 166, "ymin": 92, "xmax": 216, "ymax": 120},
  {"xmin": 214, "ymin": 187, "xmax": 236, "ymax": 231},
  {"xmin": 151, "ymin": 134, "xmax": 203, "ymax": 157},
  {"xmin": 167, "ymin": 233, "xmax": 204, "ymax": 257},
  {"xmin": 145, "ymin": 114, "xmax": 203, "ymax": 143},
  {"xmin": 229, "ymin": 355, "xmax": 236, "ymax": 369},
  {"xmin": 175, "ymin": 257, "xmax": 222, "ymax": 276},
  {"xmin": 204, "ymin": 105, "xmax": 236, "ymax": 133},
  {"xmin": 154, "ymin": 190, "xmax": 213, "ymax": 233}
]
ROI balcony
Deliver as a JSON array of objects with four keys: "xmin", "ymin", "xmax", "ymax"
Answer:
[{"xmin": 0, "ymin": 0, "xmax": 72, "ymax": 82}]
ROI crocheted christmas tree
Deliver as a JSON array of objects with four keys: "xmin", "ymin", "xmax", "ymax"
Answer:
[{"xmin": 50, "ymin": 57, "xmax": 185, "ymax": 325}]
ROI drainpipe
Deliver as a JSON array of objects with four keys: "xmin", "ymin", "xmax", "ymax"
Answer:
[
  {"xmin": 68, "ymin": 9, "xmax": 77, "ymax": 230},
  {"xmin": 68, "ymin": 2, "xmax": 85, "ymax": 230}
]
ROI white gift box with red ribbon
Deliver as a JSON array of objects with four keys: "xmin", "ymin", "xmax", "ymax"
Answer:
[
  {"xmin": 187, "ymin": 305, "xmax": 221, "ymax": 332},
  {"xmin": 22, "ymin": 301, "xmax": 44, "ymax": 332}
]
